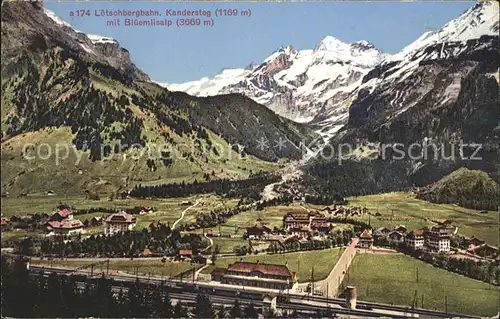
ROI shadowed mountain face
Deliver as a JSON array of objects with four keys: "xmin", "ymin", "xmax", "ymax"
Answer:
[
  {"xmin": 302, "ymin": 2, "xmax": 499, "ymax": 197},
  {"xmin": 0, "ymin": 2, "xmax": 319, "ymax": 195}
]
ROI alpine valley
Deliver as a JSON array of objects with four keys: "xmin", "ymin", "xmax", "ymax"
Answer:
[
  {"xmin": 166, "ymin": 1, "xmax": 500, "ymax": 210},
  {"xmin": 1, "ymin": 1, "xmax": 499, "ymax": 211},
  {"xmin": 1, "ymin": 2, "xmax": 500, "ymax": 318}
]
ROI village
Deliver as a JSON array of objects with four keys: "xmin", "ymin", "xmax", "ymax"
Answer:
[
  {"xmin": 2, "ymin": 202, "xmax": 498, "ymax": 260},
  {"xmin": 1, "ymin": 194, "xmax": 499, "ymax": 317}
]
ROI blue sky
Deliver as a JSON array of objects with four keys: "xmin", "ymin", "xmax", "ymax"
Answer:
[{"xmin": 46, "ymin": 1, "xmax": 473, "ymax": 83}]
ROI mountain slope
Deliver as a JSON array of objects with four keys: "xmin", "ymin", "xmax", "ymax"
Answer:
[
  {"xmin": 0, "ymin": 2, "xmax": 319, "ymax": 195},
  {"xmin": 416, "ymin": 167, "xmax": 500, "ymax": 210},
  {"xmin": 303, "ymin": 1, "xmax": 499, "ymax": 198},
  {"xmin": 165, "ymin": 37, "xmax": 386, "ymax": 137}
]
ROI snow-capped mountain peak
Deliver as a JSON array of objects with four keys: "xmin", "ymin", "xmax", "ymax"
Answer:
[
  {"xmin": 164, "ymin": 36, "xmax": 384, "ymax": 131},
  {"xmin": 389, "ymin": 0, "xmax": 498, "ymax": 63},
  {"xmin": 314, "ymin": 36, "xmax": 345, "ymax": 51},
  {"xmin": 41, "ymin": 7, "xmax": 149, "ymax": 81},
  {"xmin": 86, "ymin": 34, "xmax": 118, "ymax": 45},
  {"xmin": 43, "ymin": 8, "xmax": 119, "ymax": 50},
  {"xmin": 163, "ymin": 2, "xmax": 498, "ymax": 139}
]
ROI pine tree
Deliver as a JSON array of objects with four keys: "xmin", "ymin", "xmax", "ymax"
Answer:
[
  {"xmin": 229, "ymin": 299, "xmax": 242, "ymax": 318},
  {"xmin": 127, "ymin": 279, "xmax": 148, "ymax": 317},
  {"xmin": 95, "ymin": 275, "xmax": 114, "ymax": 317},
  {"xmin": 173, "ymin": 301, "xmax": 188, "ymax": 318},
  {"xmin": 243, "ymin": 303, "xmax": 259, "ymax": 318},
  {"xmin": 194, "ymin": 292, "xmax": 215, "ymax": 318}
]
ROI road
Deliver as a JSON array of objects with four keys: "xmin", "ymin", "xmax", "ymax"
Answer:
[
  {"xmin": 310, "ymin": 238, "xmax": 359, "ymax": 297},
  {"xmin": 172, "ymin": 201, "xmax": 199, "ymax": 229},
  {"xmin": 29, "ymin": 265, "xmax": 481, "ymax": 319}
]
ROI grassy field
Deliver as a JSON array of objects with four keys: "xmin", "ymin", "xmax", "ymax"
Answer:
[
  {"xmin": 191, "ymin": 203, "xmax": 319, "ymax": 236},
  {"xmin": 1, "ymin": 229, "xmax": 39, "ymax": 242},
  {"xmin": 210, "ymin": 238, "xmax": 269, "ymax": 254},
  {"xmin": 203, "ymin": 248, "xmax": 344, "ymax": 283},
  {"xmin": 30, "ymin": 258, "xmax": 200, "ymax": 278},
  {"xmin": 1, "ymin": 194, "xmax": 238, "ymax": 241},
  {"xmin": 1, "ymin": 194, "xmax": 183, "ymax": 217},
  {"xmin": 331, "ymin": 192, "xmax": 498, "ymax": 245},
  {"xmin": 343, "ymin": 254, "xmax": 499, "ymax": 317}
]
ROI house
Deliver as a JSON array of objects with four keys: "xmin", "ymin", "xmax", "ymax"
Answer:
[
  {"xmin": 181, "ymin": 201, "xmax": 193, "ymax": 206},
  {"xmin": 310, "ymin": 218, "xmax": 331, "ymax": 234},
  {"xmin": 289, "ymin": 226, "xmax": 311, "ymax": 239},
  {"xmin": 205, "ymin": 232, "xmax": 220, "ymax": 238},
  {"xmin": 1, "ymin": 217, "xmax": 9, "ymax": 228},
  {"xmin": 210, "ymin": 268, "xmax": 227, "ymax": 282},
  {"xmin": 426, "ymin": 226, "xmax": 452, "ymax": 253},
  {"xmin": 357, "ymin": 229, "xmax": 373, "ymax": 249},
  {"xmin": 47, "ymin": 190, "xmax": 56, "ymax": 196},
  {"xmin": 467, "ymin": 236, "xmax": 485, "ymax": 249},
  {"xmin": 373, "ymin": 227, "xmax": 391, "ymax": 239},
  {"xmin": 405, "ymin": 229, "xmax": 426, "ymax": 249},
  {"xmin": 50, "ymin": 208, "xmax": 73, "ymax": 221},
  {"xmin": 90, "ymin": 216, "xmax": 103, "ymax": 227},
  {"xmin": 212, "ymin": 261, "xmax": 294, "ymax": 290},
  {"xmin": 329, "ymin": 209, "xmax": 344, "ymax": 216},
  {"xmin": 283, "ymin": 213, "xmax": 311, "ymax": 229},
  {"xmin": 46, "ymin": 219, "xmax": 84, "ymax": 236},
  {"xmin": 245, "ymin": 223, "xmax": 272, "ymax": 239},
  {"xmin": 467, "ymin": 244, "xmax": 499, "ymax": 259},
  {"xmin": 104, "ymin": 211, "xmax": 136, "ymax": 235},
  {"xmin": 350, "ymin": 210, "xmax": 361, "ymax": 216},
  {"xmin": 394, "ymin": 225, "xmax": 407, "ymax": 233},
  {"xmin": 387, "ymin": 231, "xmax": 405, "ymax": 244},
  {"xmin": 283, "ymin": 212, "xmax": 331, "ymax": 235},
  {"xmin": 432, "ymin": 219, "xmax": 452, "ymax": 226},
  {"xmin": 178, "ymin": 249, "xmax": 193, "ymax": 260}
]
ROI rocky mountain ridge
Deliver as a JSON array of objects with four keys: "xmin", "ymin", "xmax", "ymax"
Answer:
[
  {"xmin": 165, "ymin": 36, "xmax": 386, "ymax": 137},
  {"xmin": 165, "ymin": 2, "xmax": 499, "ymax": 142},
  {"xmin": 0, "ymin": 2, "xmax": 319, "ymax": 195}
]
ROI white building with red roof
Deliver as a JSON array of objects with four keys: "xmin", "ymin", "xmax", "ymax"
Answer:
[
  {"xmin": 46, "ymin": 219, "xmax": 84, "ymax": 236},
  {"xmin": 405, "ymin": 229, "xmax": 426, "ymax": 249},
  {"xmin": 50, "ymin": 208, "xmax": 73, "ymax": 221},
  {"xmin": 212, "ymin": 261, "xmax": 294, "ymax": 290},
  {"xmin": 104, "ymin": 211, "xmax": 136, "ymax": 235}
]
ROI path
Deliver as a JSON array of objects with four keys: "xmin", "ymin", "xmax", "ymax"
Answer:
[
  {"xmin": 194, "ymin": 260, "xmax": 211, "ymax": 281},
  {"xmin": 172, "ymin": 201, "xmax": 199, "ymax": 229},
  {"xmin": 200, "ymin": 234, "xmax": 214, "ymax": 253}
]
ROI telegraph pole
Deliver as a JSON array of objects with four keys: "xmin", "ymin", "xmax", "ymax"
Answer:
[
  {"xmin": 416, "ymin": 266, "xmax": 419, "ymax": 282},
  {"xmin": 326, "ymin": 282, "xmax": 329, "ymax": 307},
  {"xmin": 311, "ymin": 266, "xmax": 315, "ymax": 295},
  {"xmin": 445, "ymin": 296, "xmax": 448, "ymax": 313},
  {"xmin": 297, "ymin": 259, "xmax": 300, "ymax": 282}
]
